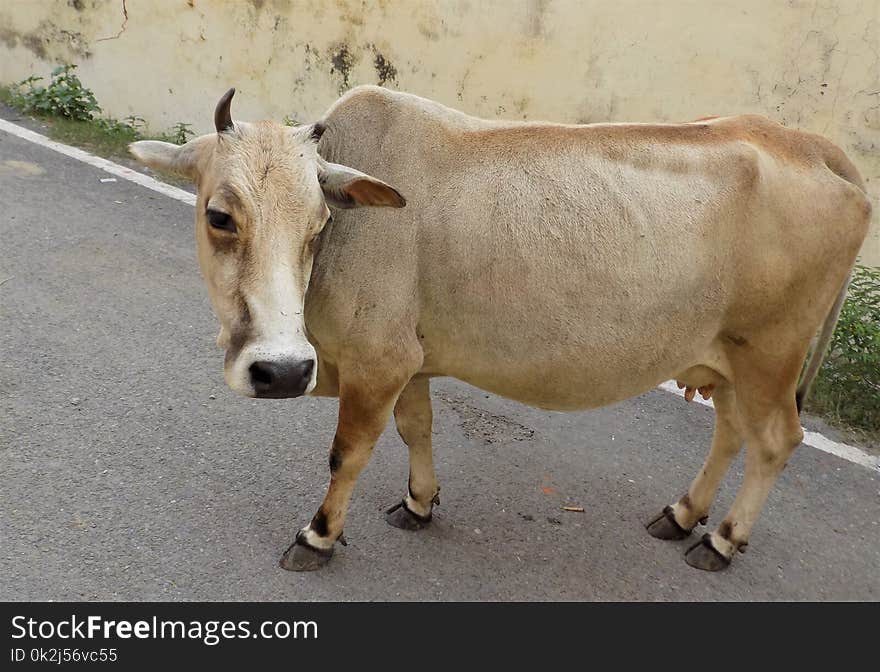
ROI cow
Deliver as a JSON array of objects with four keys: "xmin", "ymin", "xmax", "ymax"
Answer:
[{"xmin": 129, "ymin": 86, "xmax": 870, "ymax": 573}]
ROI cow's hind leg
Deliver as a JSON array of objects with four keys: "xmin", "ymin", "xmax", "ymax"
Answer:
[
  {"xmin": 280, "ymin": 371, "xmax": 413, "ymax": 571},
  {"xmin": 385, "ymin": 375, "xmax": 440, "ymax": 531},
  {"xmin": 647, "ymin": 383, "xmax": 742, "ymax": 540},
  {"xmin": 685, "ymin": 377, "xmax": 804, "ymax": 571}
]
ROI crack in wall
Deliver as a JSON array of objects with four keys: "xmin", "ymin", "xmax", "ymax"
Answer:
[{"xmin": 95, "ymin": 0, "xmax": 128, "ymax": 43}]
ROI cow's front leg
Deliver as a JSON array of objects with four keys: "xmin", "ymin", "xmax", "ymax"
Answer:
[
  {"xmin": 385, "ymin": 376, "xmax": 440, "ymax": 531},
  {"xmin": 280, "ymin": 380, "xmax": 402, "ymax": 571}
]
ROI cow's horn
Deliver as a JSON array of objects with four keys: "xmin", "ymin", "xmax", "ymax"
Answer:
[{"xmin": 214, "ymin": 87, "xmax": 236, "ymax": 133}]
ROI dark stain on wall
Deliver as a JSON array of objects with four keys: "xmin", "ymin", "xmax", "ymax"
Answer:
[
  {"xmin": 0, "ymin": 26, "xmax": 19, "ymax": 51},
  {"xmin": 329, "ymin": 43, "xmax": 355, "ymax": 93},
  {"xmin": 0, "ymin": 21, "xmax": 92, "ymax": 61},
  {"xmin": 291, "ymin": 42, "xmax": 318, "ymax": 92},
  {"xmin": 22, "ymin": 32, "xmax": 49, "ymax": 60},
  {"xmin": 326, "ymin": 41, "xmax": 401, "ymax": 91},
  {"xmin": 373, "ymin": 51, "xmax": 397, "ymax": 86}
]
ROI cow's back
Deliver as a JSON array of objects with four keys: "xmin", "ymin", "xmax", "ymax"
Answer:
[{"xmin": 308, "ymin": 86, "xmax": 870, "ymax": 410}]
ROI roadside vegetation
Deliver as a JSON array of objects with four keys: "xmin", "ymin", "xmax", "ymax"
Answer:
[
  {"xmin": 805, "ymin": 264, "xmax": 880, "ymax": 443},
  {"xmin": 2, "ymin": 64, "xmax": 877, "ymax": 443},
  {"xmin": 0, "ymin": 64, "xmax": 194, "ymax": 160}
]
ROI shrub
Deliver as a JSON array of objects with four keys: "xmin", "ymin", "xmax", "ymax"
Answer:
[
  {"xmin": 167, "ymin": 121, "xmax": 195, "ymax": 145},
  {"xmin": 93, "ymin": 115, "xmax": 144, "ymax": 139},
  {"xmin": 9, "ymin": 65, "xmax": 101, "ymax": 121},
  {"xmin": 808, "ymin": 264, "xmax": 880, "ymax": 435},
  {"xmin": 5, "ymin": 64, "xmax": 196, "ymax": 160}
]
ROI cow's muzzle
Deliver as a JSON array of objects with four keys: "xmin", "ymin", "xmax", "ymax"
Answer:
[{"xmin": 248, "ymin": 358, "xmax": 315, "ymax": 398}]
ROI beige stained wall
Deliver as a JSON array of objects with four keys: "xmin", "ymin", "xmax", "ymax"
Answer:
[{"xmin": 1, "ymin": 0, "xmax": 878, "ymax": 263}]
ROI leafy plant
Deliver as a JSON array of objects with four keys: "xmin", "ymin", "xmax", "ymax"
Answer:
[
  {"xmin": 9, "ymin": 65, "xmax": 101, "ymax": 121},
  {"xmin": 808, "ymin": 264, "xmax": 880, "ymax": 436},
  {"xmin": 93, "ymin": 115, "xmax": 144, "ymax": 139},
  {"xmin": 168, "ymin": 121, "xmax": 194, "ymax": 145},
  {"xmin": 123, "ymin": 115, "xmax": 147, "ymax": 133}
]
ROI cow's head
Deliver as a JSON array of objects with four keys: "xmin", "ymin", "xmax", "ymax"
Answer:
[{"xmin": 129, "ymin": 89, "xmax": 405, "ymax": 398}]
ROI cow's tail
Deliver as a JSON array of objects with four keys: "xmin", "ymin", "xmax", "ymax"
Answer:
[{"xmin": 795, "ymin": 272, "xmax": 851, "ymax": 414}]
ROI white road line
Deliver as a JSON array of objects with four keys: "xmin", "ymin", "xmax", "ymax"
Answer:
[
  {"xmin": 2, "ymin": 116, "xmax": 877, "ymax": 474},
  {"xmin": 0, "ymin": 117, "xmax": 196, "ymax": 206},
  {"xmin": 658, "ymin": 381, "xmax": 879, "ymax": 472}
]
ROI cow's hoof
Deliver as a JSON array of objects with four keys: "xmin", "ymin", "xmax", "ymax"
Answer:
[
  {"xmin": 685, "ymin": 534, "xmax": 731, "ymax": 572},
  {"xmin": 384, "ymin": 500, "xmax": 432, "ymax": 531},
  {"xmin": 279, "ymin": 533, "xmax": 334, "ymax": 572},
  {"xmin": 646, "ymin": 505, "xmax": 692, "ymax": 541}
]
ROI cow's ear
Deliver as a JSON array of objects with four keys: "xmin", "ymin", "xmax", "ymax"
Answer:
[
  {"xmin": 317, "ymin": 158, "xmax": 406, "ymax": 209},
  {"xmin": 128, "ymin": 137, "xmax": 206, "ymax": 180}
]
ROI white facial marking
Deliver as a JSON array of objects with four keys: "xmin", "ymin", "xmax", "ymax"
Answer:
[{"xmin": 223, "ymin": 250, "xmax": 318, "ymax": 397}]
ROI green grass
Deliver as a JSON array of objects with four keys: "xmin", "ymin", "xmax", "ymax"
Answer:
[
  {"xmin": 1, "ymin": 75, "xmax": 193, "ymax": 164},
  {"xmin": 42, "ymin": 114, "xmax": 143, "ymax": 158},
  {"xmin": 1, "ymin": 85, "xmax": 137, "ymax": 160},
  {"xmin": 2, "ymin": 83, "xmax": 193, "ymax": 188},
  {"xmin": 0, "ymin": 66, "xmax": 144, "ymax": 159},
  {"xmin": 2, "ymin": 85, "xmax": 140, "ymax": 160},
  {"xmin": 805, "ymin": 264, "xmax": 880, "ymax": 445}
]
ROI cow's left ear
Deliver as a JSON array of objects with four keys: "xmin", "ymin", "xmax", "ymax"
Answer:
[
  {"xmin": 128, "ymin": 137, "xmax": 207, "ymax": 180},
  {"xmin": 317, "ymin": 158, "xmax": 406, "ymax": 209}
]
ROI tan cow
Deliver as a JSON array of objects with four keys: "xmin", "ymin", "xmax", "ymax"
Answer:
[{"xmin": 130, "ymin": 86, "xmax": 870, "ymax": 573}]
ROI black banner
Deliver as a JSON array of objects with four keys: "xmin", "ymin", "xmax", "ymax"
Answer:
[{"xmin": 1, "ymin": 602, "xmax": 874, "ymax": 668}]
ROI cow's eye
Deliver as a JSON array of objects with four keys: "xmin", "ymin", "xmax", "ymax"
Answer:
[{"xmin": 206, "ymin": 209, "xmax": 236, "ymax": 233}]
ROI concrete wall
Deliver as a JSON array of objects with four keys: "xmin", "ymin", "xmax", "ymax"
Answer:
[{"xmin": 1, "ymin": 0, "xmax": 877, "ymax": 263}]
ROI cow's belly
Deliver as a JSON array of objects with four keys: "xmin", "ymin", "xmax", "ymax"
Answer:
[
  {"xmin": 417, "ymin": 251, "xmax": 732, "ymax": 411},
  {"xmin": 422, "ymin": 318, "xmax": 720, "ymax": 411}
]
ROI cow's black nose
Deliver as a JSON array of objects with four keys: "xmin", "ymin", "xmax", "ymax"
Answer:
[{"xmin": 249, "ymin": 359, "xmax": 314, "ymax": 398}]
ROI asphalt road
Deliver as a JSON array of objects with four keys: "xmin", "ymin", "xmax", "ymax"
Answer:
[{"xmin": 1, "ymin": 126, "xmax": 878, "ymax": 601}]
